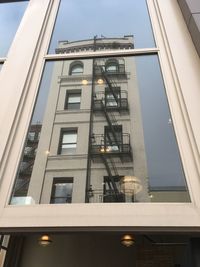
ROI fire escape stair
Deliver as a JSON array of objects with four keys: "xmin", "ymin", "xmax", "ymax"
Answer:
[{"xmin": 100, "ymin": 153, "xmax": 123, "ymax": 202}]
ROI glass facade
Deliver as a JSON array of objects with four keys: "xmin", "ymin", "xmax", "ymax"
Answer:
[
  {"xmin": 0, "ymin": 1, "xmax": 199, "ymax": 266},
  {"xmin": 48, "ymin": 0, "xmax": 155, "ymax": 53},
  {"xmin": 10, "ymin": 53, "xmax": 189, "ymax": 204},
  {"xmin": 0, "ymin": 1, "xmax": 29, "ymax": 57}
]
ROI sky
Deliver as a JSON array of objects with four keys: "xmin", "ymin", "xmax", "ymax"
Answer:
[
  {"xmin": 0, "ymin": 1, "xmax": 28, "ymax": 57},
  {"xmin": 135, "ymin": 56, "xmax": 186, "ymax": 187},
  {"xmin": 49, "ymin": 0, "xmax": 155, "ymax": 53}
]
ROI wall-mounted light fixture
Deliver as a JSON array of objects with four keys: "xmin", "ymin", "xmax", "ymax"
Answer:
[
  {"xmin": 82, "ymin": 79, "xmax": 88, "ymax": 85},
  {"xmin": 121, "ymin": 234, "xmax": 135, "ymax": 247},
  {"xmin": 38, "ymin": 234, "xmax": 52, "ymax": 247},
  {"xmin": 88, "ymin": 185, "xmax": 94, "ymax": 198},
  {"xmin": 97, "ymin": 78, "xmax": 104, "ymax": 85}
]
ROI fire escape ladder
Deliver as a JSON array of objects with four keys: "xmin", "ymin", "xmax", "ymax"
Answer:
[
  {"xmin": 100, "ymin": 153, "xmax": 120, "ymax": 199},
  {"xmin": 100, "ymin": 100, "xmax": 120, "ymax": 149},
  {"xmin": 108, "ymin": 157, "xmax": 119, "ymax": 177},
  {"xmin": 101, "ymin": 68, "xmax": 119, "ymax": 105},
  {"xmin": 21, "ymin": 161, "xmax": 33, "ymax": 173},
  {"xmin": 14, "ymin": 179, "xmax": 29, "ymax": 194}
]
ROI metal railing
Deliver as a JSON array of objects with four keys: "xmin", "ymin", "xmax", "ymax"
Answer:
[
  {"xmin": 93, "ymin": 90, "xmax": 128, "ymax": 111},
  {"xmin": 91, "ymin": 133, "xmax": 131, "ymax": 155},
  {"xmin": 94, "ymin": 64, "xmax": 126, "ymax": 77},
  {"xmin": 88, "ymin": 189, "xmax": 126, "ymax": 203}
]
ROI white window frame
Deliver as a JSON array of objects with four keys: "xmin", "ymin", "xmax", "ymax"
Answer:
[
  {"xmin": 59, "ymin": 129, "xmax": 77, "ymax": 155},
  {"xmin": 65, "ymin": 90, "xmax": 81, "ymax": 110},
  {"xmin": 0, "ymin": 0, "xmax": 199, "ymax": 231}
]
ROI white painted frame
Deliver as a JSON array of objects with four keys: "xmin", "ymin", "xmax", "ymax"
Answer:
[{"xmin": 0, "ymin": 0, "xmax": 199, "ymax": 231}]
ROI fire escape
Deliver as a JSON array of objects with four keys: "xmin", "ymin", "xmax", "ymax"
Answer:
[
  {"xmin": 89, "ymin": 60, "xmax": 132, "ymax": 202},
  {"xmin": 13, "ymin": 126, "xmax": 41, "ymax": 197}
]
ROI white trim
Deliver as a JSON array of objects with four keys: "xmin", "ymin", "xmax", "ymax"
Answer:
[
  {"xmin": 148, "ymin": 0, "xmax": 200, "ymax": 207},
  {"xmin": 0, "ymin": 0, "xmax": 56, "ymax": 206},
  {"xmin": 0, "ymin": 203, "xmax": 199, "ymax": 230},
  {"xmin": 45, "ymin": 48, "xmax": 159, "ymax": 60}
]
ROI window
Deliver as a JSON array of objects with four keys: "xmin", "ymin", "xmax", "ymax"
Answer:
[
  {"xmin": 65, "ymin": 91, "xmax": 81, "ymax": 110},
  {"xmin": 6, "ymin": 1, "xmax": 192, "ymax": 207},
  {"xmin": 59, "ymin": 129, "xmax": 77, "ymax": 155},
  {"xmin": 103, "ymin": 176, "xmax": 125, "ymax": 203},
  {"xmin": 50, "ymin": 178, "xmax": 73, "ymax": 204},
  {"xmin": 0, "ymin": 1, "xmax": 29, "ymax": 57},
  {"xmin": 28, "ymin": 132, "xmax": 35, "ymax": 141},
  {"xmin": 69, "ymin": 61, "xmax": 83, "ymax": 75},
  {"xmin": 105, "ymin": 87, "xmax": 120, "ymax": 108},
  {"xmin": 105, "ymin": 59, "xmax": 119, "ymax": 73},
  {"xmin": 104, "ymin": 125, "xmax": 122, "ymax": 152},
  {"xmin": 24, "ymin": 146, "xmax": 33, "ymax": 156}
]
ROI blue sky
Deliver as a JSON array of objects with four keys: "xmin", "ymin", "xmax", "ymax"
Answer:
[
  {"xmin": 49, "ymin": 0, "xmax": 155, "ymax": 53},
  {"xmin": 0, "ymin": 1, "xmax": 28, "ymax": 57}
]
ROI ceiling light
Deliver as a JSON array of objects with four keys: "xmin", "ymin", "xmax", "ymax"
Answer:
[
  {"xmin": 38, "ymin": 235, "xmax": 52, "ymax": 247},
  {"xmin": 121, "ymin": 234, "xmax": 135, "ymax": 247}
]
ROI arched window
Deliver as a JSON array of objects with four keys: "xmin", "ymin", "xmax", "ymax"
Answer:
[
  {"xmin": 69, "ymin": 61, "xmax": 83, "ymax": 75},
  {"xmin": 105, "ymin": 59, "xmax": 119, "ymax": 73}
]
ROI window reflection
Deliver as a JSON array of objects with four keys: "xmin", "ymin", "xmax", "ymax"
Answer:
[
  {"xmin": 49, "ymin": 0, "xmax": 155, "ymax": 53},
  {"xmin": 50, "ymin": 178, "xmax": 73, "ymax": 204},
  {"xmin": 69, "ymin": 61, "xmax": 84, "ymax": 75},
  {"xmin": 0, "ymin": 1, "xmax": 29, "ymax": 57},
  {"xmin": 59, "ymin": 130, "xmax": 77, "ymax": 155},
  {"xmin": 10, "ymin": 37, "xmax": 189, "ymax": 205}
]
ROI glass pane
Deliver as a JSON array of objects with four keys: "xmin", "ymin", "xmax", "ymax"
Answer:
[
  {"xmin": 54, "ymin": 183, "xmax": 69, "ymax": 197},
  {"xmin": 62, "ymin": 144, "xmax": 77, "ymax": 149},
  {"xmin": 48, "ymin": 0, "xmax": 155, "ymax": 53},
  {"xmin": 62, "ymin": 133, "xmax": 77, "ymax": 143},
  {"xmin": 51, "ymin": 179, "xmax": 73, "ymax": 203},
  {"xmin": 0, "ymin": 1, "xmax": 29, "ymax": 57},
  {"xmin": 71, "ymin": 66, "xmax": 83, "ymax": 75},
  {"xmin": 54, "ymin": 185, "xmax": 67, "ymax": 197},
  {"xmin": 67, "ymin": 103, "xmax": 81, "ymax": 109},
  {"xmin": 61, "ymin": 144, "xmax": 76, "ymax": 154},
  {"xmin": 10, "ymin": 54, "xmax": 190, "ymax": 205},
  {"xmin": 68, "ymin": 95, "xmax": 81, "ymax": 103}
]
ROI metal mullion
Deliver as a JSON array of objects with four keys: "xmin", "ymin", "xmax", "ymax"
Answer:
[
  {"xmin": 44, "ymin": 48, "xmax": 159, "ymax": 61},
  {"xmin": 62, "ymin": 142, "xmax": 76, "ymax": 146}
]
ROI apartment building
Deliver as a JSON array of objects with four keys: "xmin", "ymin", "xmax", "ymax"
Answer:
[{"xmin": 0, "ymin": 0, "xmax": 200, "ymax": 266}]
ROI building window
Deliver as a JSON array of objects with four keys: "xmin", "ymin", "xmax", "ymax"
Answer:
[
  {"xmin": 69, "ymin": 61, "xmax": 83, "ymax": 75},
  {"xmin": 103, "ymin": 176, "xmax": 125, "ymax": 203},
  {"xmin": 104, "ymin": 125, "xmax": 122, "ymax": 152},
  {"xmin": 65, "ymin": 90, "xmax": 81, "ymax": 110},
  {"xmin": 50, "ymin": 178, "xmax": 73, "ymax": 204},
  {"xmin": 59, "ymin": 129, "xmax": 78, "ymax": 155},
  {"xmin": 105, "ymin": 59, "xmax": 119, "ymax": 73},
  {"xmin": 28, "ymin": 132, "xmax": 35, "ymax": 141},
  {"xmin": 105, "ymin": 87, "xmax": 120, "ymax": 107},
  {"xmin": 24, "ymin": 146, "xmax": 33, "ymax": 156}
]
